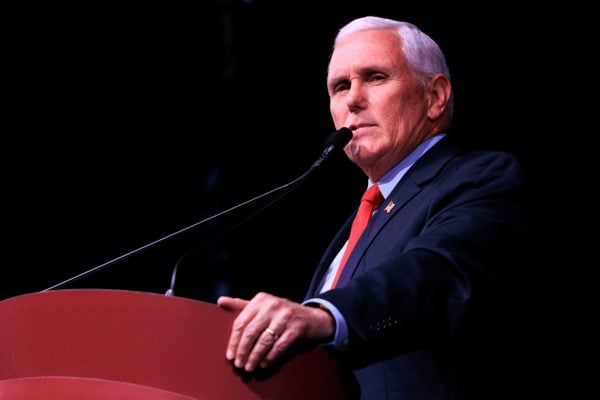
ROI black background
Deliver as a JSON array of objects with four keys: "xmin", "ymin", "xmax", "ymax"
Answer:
[{"xmin": 1, "ymin": 0, "xmax": 589, "ymax": 397}]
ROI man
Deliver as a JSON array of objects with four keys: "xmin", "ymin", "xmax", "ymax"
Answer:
[{"xmin": 218, "ymin": 16, "xmax": 533, "ymax": 399}]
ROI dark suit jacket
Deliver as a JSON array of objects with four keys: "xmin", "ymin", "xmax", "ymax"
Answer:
[{"xmin": 306, "ymin": 137, "xmax": 535, "ymax": 399}]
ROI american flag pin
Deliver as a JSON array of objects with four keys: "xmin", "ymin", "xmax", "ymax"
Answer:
[{"xmin": 384, "ymin": 201, "xmax": 395, "ymax": 214}]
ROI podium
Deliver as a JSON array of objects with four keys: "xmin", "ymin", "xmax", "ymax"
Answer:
[{"xmin": 0, "ymin": 289, "xmax": 347, "ymax": 399}]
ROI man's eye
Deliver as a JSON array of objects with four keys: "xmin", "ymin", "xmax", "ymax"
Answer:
[
  {"xmin": 332, "ymin": 81, "xmax": 349, "ymax": 93},
  {"xmin": 369, "ymin": 74, "xmax": 386, "ymax": 82}
]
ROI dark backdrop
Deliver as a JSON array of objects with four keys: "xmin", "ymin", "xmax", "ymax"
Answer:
[{"xmin": 1, "ymin": 1, "xmax": 588, "ymax": 397}]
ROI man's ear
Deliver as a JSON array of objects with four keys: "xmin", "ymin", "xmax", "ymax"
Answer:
[{"xmin": 427, "ymin": 74, "xmax": 452, "ymax": 120}]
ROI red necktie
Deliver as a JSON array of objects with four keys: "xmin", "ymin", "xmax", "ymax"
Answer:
[{"xmin": 331, "ymin": 183, "xmax": 384, "ymax": 288}]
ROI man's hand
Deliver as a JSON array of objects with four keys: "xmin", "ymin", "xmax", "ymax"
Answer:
[{"xmin": 217, "ymin": 292, "xmax": 335, "ymax": 372}]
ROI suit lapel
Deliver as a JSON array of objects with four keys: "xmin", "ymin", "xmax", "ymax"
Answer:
[{"xmin": 334, "ymin": 178, "xmax": 422, "ymax": 287}]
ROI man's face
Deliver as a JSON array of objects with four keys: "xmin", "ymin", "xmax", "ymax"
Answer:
[{"xmin": 327, "ymin": 29, "xmax": 432, "ymax": 180}]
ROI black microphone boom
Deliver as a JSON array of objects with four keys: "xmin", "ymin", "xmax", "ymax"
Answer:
[{"xmin": 42, "ymin": 127, "xmax": 353, "ymax": 292}]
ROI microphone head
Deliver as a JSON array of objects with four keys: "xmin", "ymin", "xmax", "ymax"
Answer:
[
  {"xmin": 310, "ymin": 127, "xmax": 353, "ymax": 170},
  {"xmin": 324, "ymin": 127, "xmax": 353, "ymax": 149}
]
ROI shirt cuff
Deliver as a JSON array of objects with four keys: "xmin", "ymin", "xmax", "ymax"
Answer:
[{"xmin": 302, "ymin": 297, "xmax": 349, "ymax": 350}]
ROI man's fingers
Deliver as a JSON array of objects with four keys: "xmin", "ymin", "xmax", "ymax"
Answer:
[
  {"xmin": 244, "ymin": 327, "xmax": 281, "ymax": 371},
  {"xmin": 231, "ymin": 307, "xmax": 279, "ymax": 369},
  {"xmin": 260, "ymin": 330, "xmax": 290, "ymax": 369},
  {"xmin": 219, "ymin": 296, "xmax": 254, "ymax": 361}
]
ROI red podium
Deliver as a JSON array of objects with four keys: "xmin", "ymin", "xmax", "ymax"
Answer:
[{"xmin": 0, "ymin": 289, "xmax": 346, "ymax": 399}]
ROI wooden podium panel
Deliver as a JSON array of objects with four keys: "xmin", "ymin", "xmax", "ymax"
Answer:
[{"xmin": 0, "ymin": 289, "xmax": 346, "ymax": 399}]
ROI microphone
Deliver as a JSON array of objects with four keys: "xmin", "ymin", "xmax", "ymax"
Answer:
[
  {"xmin": 42, "ymin": 127, "xmax": 353, "ymax": 293},
  {"xmin": 311, "ymin": 126, "xmax": 352, "ymax": 170}
]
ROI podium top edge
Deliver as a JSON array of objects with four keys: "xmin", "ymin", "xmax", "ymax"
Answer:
[{"xmin": 0, "ymin": 288, "xmax": 217, "ymax": 307}]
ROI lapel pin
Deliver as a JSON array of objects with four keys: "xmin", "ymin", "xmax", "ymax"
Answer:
[{"xmin": 384, "ymin": 201, "xmax": 395, "ymax": 214}]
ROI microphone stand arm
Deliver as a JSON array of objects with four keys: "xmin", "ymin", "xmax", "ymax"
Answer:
[
  {"xmin": 42, "ymin": 165, "xmax": 314, "ymax": 292},
  {"xmin": 42, "ymin": 127, "xmax": 351, "ymax": 293}
]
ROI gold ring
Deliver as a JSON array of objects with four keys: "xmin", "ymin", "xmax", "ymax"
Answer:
[{"xmin": 264, "ymin": 327, "xmax": 279, "ymax": 340}]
